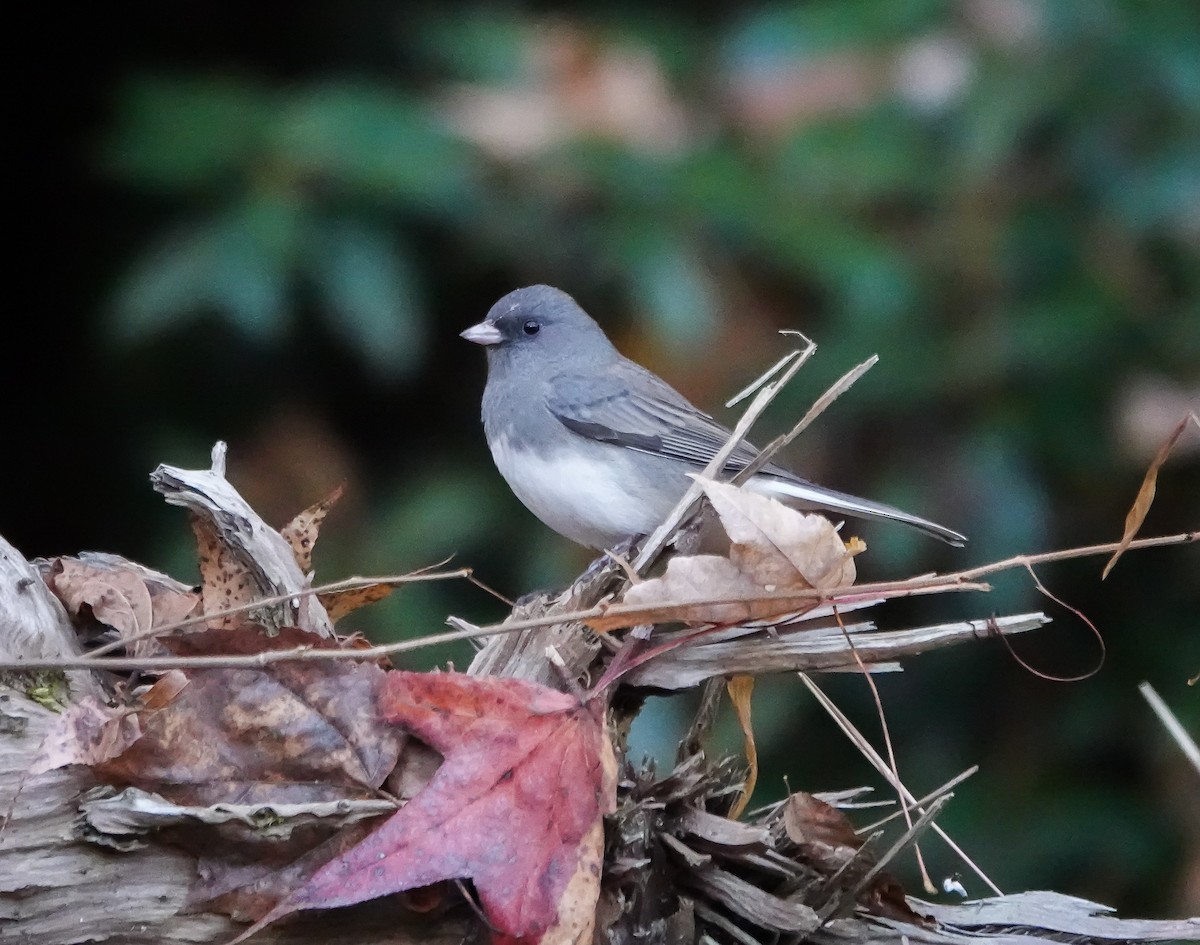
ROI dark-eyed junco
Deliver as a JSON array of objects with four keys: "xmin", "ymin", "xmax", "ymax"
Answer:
[{"xmin": 462, "ymin": 285, "xmax": 966, "ymax": 549}]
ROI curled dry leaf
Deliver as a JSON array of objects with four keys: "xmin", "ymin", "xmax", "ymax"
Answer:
[
  {"xmin": 40, "ymin": 553, "xmax": 200, "ymax": 654},
  {"xmin": 695, "ymin": 476, "xmax": 859, "ymax": 591},
  {"xmin": 233, "ymin": 671, "xmax": 617, "ymax": 945},
  {"xmin": 587, "ymin": 480, "xmax": 860, "ymax": 631},
  {"xmin": 725, "ymin": 675, "xmax": 757, "ymax": 820},
  {"xmin": 1102, "ymin": 412, "xmax": 1198, "ymax": 580},
  {"xmin": 280, "ymin": 484, "xmax": 345, "ymax": 574},
  {"xmin": 780, "ymin": 791, "xmax": 927, "ymax": 925}
]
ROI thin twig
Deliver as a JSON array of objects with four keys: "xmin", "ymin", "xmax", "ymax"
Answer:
[
  {"xmin": 3, "ymin": 533, "xmax": 1193, "ymax": 674},
  {"xmin": 798, "ymin": 673, "xmax": 1003, "ymax": 897},
  {"xmin": 829, "ymin": 604, "xmax": 935, "ymax": 892},
  {"xmin": 726, "ymin": 347, "xmax": 810, "ymax": 408},
  {"xmin": 735, "ymin": 355, "xmax": 878, "ymax": 483},
  {"xmin": 855, "ymin": 766, "xmax": 979, "ymax": 835},
  {"xmin": 633, "ymin": 339, "xmax": 816, "ymax": 573},
  {"xmin": 954, "ymin": 532, "xmax": 1197, "ymax": 581},
  {"xmin": 850, "ymin": 794, "xmax": 952, "ymax": 898},
  {"xmin": 1138, "ymin": 681, "xmax": 1200, "ymax": 776}
]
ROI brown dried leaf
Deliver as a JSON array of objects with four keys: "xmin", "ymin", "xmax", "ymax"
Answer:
[
  {"xmin": 139, "ymin": 669, "xmax": 190, "ymax": 710},
  {"xmin": 30, "ymin": 697, "xmax": 142, "ymax": 775},
  {"xmin": 88, "ymin": 623, "xmax": 407, "ymax": 918},
  {"xmin": 726, "ymin": 675, "xmax": 757, "ymax": 820},
  {"xmin": 192, "ymin": 514, "xmax": 255, "ymax": 629},
  {"xmin": 95, "ymin": 624, "xmax": 405, "ymax": 807},
  {"xmin": 782, "ymin": 791, "xmax": 862, "ymax": 872},
  {"xmin": 1103, "ymin": 412, "xmax": 1199, "ymax": 579},
  {"xmin": 696, "ymin": 477, "xmax": 859, "ymax": 591},
  {"xmin": 318, "ymin": 581, "xmax": 395, "ymax": 623},
  {"xmin": 586, "ymin": 566, "xmax": 827, "ymax": 632},
  {"xmin": 281, "ymin": 484, "xmax": 345, "ymax": 573},
  {"xmin": 41, "ymin": 554, "xmax": 200, "ymax": 654},
  {"xmin": 780, "ymin": 792, "xmax": 927, "ymax": 925}
]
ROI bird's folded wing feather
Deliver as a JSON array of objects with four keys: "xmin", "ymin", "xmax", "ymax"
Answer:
[
  {"xmin": 546, "ymin": 363, "xmax": 764, "ymax": 472},
  {"xmin": 545, "ymin": 362, "xmax": 967, "ymax": 545}
]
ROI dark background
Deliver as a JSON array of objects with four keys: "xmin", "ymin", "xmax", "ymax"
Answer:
[{"xmin": 13, "ymin": 0, "xmax": 1198, "ymax": 918}]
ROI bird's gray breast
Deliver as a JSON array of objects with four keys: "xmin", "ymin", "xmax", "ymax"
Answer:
[{"xmin": 481, "ymin": 376, "xmax": 686, "ymax": 548}]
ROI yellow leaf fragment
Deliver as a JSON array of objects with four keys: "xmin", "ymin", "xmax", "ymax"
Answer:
[
  {"xmin": 726, "ymin": 674, "xmax": 757, "ymax": 820},
  {"xmin": 1103, "ymin": 413, "xmax": 1198, "ymax": 580}
]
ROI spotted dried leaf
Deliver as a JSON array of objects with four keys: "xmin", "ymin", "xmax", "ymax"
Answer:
[
  {"xmin": 30, "ymin": 697, "xmax": 140, "ymax": 775},
  {"xmin": 192, "ymin": 514, "xmax": 256, "ymax": 628},
  {"xmin": 95, "ymin": 624, "xmax": 405, "ymax": 806},
  {"xmin": 318, "ymin": 581, "xmax": 395, "ymax": 623},
  {"xmin": 281, "ymin": 484, "xmax": 345, "ymax": 573}
]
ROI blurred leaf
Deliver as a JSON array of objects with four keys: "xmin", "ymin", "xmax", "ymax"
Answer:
[
  {"xmin": 112, "ymin": 196, "xmax": 303, "ymax": 342},
  {"xmin": 272, "ymin": 84, "xmax": 478, "ymax": 212},
  {"xmin": 727, "ymin": 0, "xmax": 942, "ymax": 63},
  {"xmin": 612, "ymin": 222, "xmax": 718, "ymax": 350},
  {"xmin": 106, "ymin": 77, "xmax": 278, "ymax": 190},
  {"xmin": 1005, "ymin": 282, "xmax": 1117, "ymax": 376},
  {"xmin": 412, "ymin": 10, "xmax": 531, "ymax": 83},
  {"xmin": 774, "ymin": 105, "xmax": 935, "ymax": 204},
  {"xmin": 949, "ymin": 57, "xmax": 1063, "ymax": 179},
  {"xmin": 1103, "ymin": 151, "xmax": 1200, "ymax": 235},
  {"xmin": 308, "ymin": 220, "xmax": 426, "ymax": 376}
]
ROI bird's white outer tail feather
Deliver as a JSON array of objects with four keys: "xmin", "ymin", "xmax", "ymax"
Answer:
[{"xmin": 747, "ymin": 475, "xmax": 967, "ymax": 546}]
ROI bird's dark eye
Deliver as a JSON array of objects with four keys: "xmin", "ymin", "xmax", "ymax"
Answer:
[{"xmin": 522, "ymin": 319, "xmax": 541, "ymax": 336}]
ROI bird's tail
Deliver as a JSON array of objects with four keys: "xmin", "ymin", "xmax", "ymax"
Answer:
[{"xmin": 747, "ymin": 473, "xmax": 967, "ymax": 546}]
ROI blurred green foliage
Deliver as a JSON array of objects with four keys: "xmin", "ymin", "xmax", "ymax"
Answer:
[{"xmin": 12, "ymin": 0, "xmax": 1198, "ymax": 920}]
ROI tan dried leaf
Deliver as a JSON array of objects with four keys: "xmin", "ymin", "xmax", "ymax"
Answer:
[
  {"xmin": 192, "ymin": 514, "xmax": 256, "ymax": 629},
  {"xmin": 586, "ymin": 555, "xmax": 822, "ymax": 632},
  {"xmin": 42, "ymin": 554, "xmax": 200, "ymax": 654},
  {"xmin": 726, "ymin": 675, "xmax": 757, "ymax": 820},
  {"xmin": 619, "ymin": 556, "xmax": 761, "ymax": 623},
  {"xmin": 318, "ymin": 582, "xmax": 394, "ymax": 623},
  {"xmin": 47, "ymin": 558, "xmax": 152, "ymax": 637},
  {"xmin": 695, "ymin": 477, "xmax": 859, "ymax": 591},
  {"xmin": 281, "ymin": 484, "xmax": 345, "ymax": 573},
  {"xmin": 1103, "ymin": 412, "xmax": 1199, "ymax": 579}
]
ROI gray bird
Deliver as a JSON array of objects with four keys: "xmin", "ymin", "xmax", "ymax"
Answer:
[{"xmin": 462, "ymin": 285, "xmax": 966, "ymax": 549}]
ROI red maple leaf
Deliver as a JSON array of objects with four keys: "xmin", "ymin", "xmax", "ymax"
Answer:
[{"xmin": 231, "ymin": 670, "xmax": 617, "ymax": 945}]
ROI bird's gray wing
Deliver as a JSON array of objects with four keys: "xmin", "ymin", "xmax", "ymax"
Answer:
[
  {"xmin": 546, "ymin": 360, "xmax": 968, "ymax": 545},
  {"xmin": 545, "ymin": 361, "xmax": 763, "ymax": 472}
]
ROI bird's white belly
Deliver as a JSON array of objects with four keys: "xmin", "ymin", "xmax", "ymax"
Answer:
[{"xmin": 488, "ymin": 435, "xmax": 672, "ymax": 548}]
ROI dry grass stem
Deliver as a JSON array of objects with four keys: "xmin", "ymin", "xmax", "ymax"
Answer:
[
  {"xmin": 798, "ymin": 673, "xmax": 1003, "ymax": 896},
  {"xmin": 1138, "ymin": 681, "xmax": 1200, "ymax": 776},
  {"xmin": 633, "ymin": 340, "xmax": 815, "ymax": 572}
]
